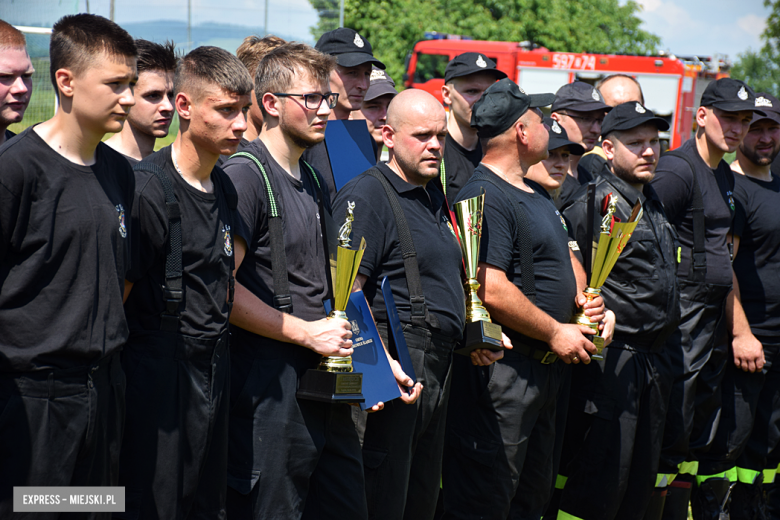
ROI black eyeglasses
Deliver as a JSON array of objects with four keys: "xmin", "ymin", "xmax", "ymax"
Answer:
[
  {"xmin": 560, "ymin": 111, "xmax": 605, "ymax": 127},
  {"xmin": 272, "ymin": 92, "xmax": 339, "ymax": 110}
]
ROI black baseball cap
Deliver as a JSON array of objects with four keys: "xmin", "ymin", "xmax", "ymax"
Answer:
[
  {"xmin": 315, "ymin": 27, "xmax": 385, "ymax": 69},
  {"xmin": 700, "ymin": 78, "xmax": 766, "ymax": 116},
  {"xmin": 471, "ymin": 78, "xmax": 555, "ymax": 138},
  {"xmin": 750, "ymin": 92, "xmax": 780, "ymax": 125},
  {"xmin": 364, "ymin": 66, "xmax": 397, "ymax": 101},
  {"xmin": 444, "ymin": 52, "xmax": 507, "ymax": 83},
  {"xmin": 600, "ymin": 101, "xmax": 670, "ymax": 136},
  {"xmin": 551, "ymin": 81, "xmax": 612, "ymax": 113},
  {"xmin": 545, "ymin": 117, "xmax": 585, "ymax": 155}
]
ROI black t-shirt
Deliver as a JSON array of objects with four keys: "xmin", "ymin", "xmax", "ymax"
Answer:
[
  {"xmin": 121, "ymin": 153, "xmax": 140, "ymax": 167},
  {"xmin": 4, "ymin": 129, "xmax": 15, "ymax": 143},
  {"xmin": 458, "ymin": 166, "xmax": 577, "ymax": 351},
  {"xmin": 223, "ymin": 139, "xmax": 332, "ymax": 324},
  {"xmin": 302, "ymin": 140, "xmax": 338, "ymax": 202},
  {"xmin": 0, "ymin": 127, "xmax": 134, "ymax": 371},
  {"xmin": 441, "ymin": 134, "xmax": 482, "ymax": 207},
  {"xmin": 651, "ymin": 138, "xmax": 739, "ymax": 286},
  {"xmin": 562, "ymin": 166, "xmax": 680, "ymax": 348},
  {"xmin": 216, "ymin": 137, "xmax": 250, "ymax": 168},
  {"xmin": 334, "ymin": 163, "xmax": 466, "ymax": 340},
  {"xmin": 732, "ymin": 172, "xmax": 780, "ymax": 338},
  {"xmin": 124, "ymin": 146, "xmax": 246, "ymax": 338}
]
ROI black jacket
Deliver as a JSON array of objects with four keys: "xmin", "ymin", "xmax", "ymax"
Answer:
[{"xmin": 562, "ymin": 165, "xmax": 681, "ymax": 351}]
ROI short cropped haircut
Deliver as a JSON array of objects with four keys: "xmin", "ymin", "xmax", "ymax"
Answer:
[
  {"xmin": 254, "ymin": 42, "xmax": 336, "ymax": 116},
  {"xmin": 174, "ymin": 46, "xmax": 253, "ymax": 101},
  {"xmin": 50, "ymin": 14, "xmax": 136, "ymax": 92},
  {"xmin": 597, "ymin": 74, "xmax": 645, "ymax": 105},
  {"xmin": 236, "ymin": 35, "xmax": 286, "ymax": 78},
  {"xmin": 0, "ymin": 20, "xmax": 26, "ymax": 49},
  {"xmin": 136, "ymin": 39, "xmax": 177, "ymax": 75}
]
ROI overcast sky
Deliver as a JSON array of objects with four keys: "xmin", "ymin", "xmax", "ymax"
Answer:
[{"xmin": 3, "ymin": 0, "xmax": 771, "ymax": 61}]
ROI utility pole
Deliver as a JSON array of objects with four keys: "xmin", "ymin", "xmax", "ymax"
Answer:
[
  {"xmin": 187, "ymin": 0, "xmax": 192, "ymax": 51},
  {"xmin": 339, "ymin": 0, "xmax": 344, "ymax": 28},
  {"xmin": 264, "ymin": 0, "xmax": 269, "ymax": 36},
  {"xmin": 110, "ymin": 0, "xmax": 115, "ymax": 21}
]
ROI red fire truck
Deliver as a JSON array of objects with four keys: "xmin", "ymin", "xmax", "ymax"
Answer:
[{"xmin": 404, "ymin": 34, "xmax": 730, "ymax": 149}]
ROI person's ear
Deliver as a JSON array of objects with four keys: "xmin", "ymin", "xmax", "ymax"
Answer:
[
  {"xmin": 602, "ymin": 138, "xmax": 616, "ymax": 161},
  {"xmin": 55, "ymin": 68, "xmax": 75, "ymax": 99},
  {"xmin": 175, "ymin": 92, "xmax": 192, "ymax": 121}
]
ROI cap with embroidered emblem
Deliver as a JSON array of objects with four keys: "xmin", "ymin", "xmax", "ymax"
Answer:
[
  {"xmin": 315, "ymin": 27, "xmax": 385, "ymax": 69},
  {"xmin": 444, "ymin": 52, "xmax": 507, "ymax": 83},
  {"xmin": 749, "ymin": 92, "xmax": 780, "ymax": 125},
  {"xmin": 700, "ymin": 78, "xmax": 766, "ymax": 116},
  {"xmin": 471, "ymin": 78, "xmax": 555, "ymax": 138},
  {"xmin": 364, "ymin": 66, "xmax": 398, "ymax": 102},
  {"xmin": 600, "ymin": 101, "xmax": 670, "ymax": 136},
  {"xmin": 551, "ymin": 81, "xmax": 612, "ymax": 113},
  {"xmin": 545, "ymin": 117, "xmax": 585, "ymax": 155}
]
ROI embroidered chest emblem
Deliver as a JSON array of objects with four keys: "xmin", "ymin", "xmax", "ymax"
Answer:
[
  {"xmin": 116, "ymin": 204, "xmax": 127, "ymax": 238},
  {"xmin": 222, "ymin": 225, "xmax": 233, "ymax": 256}
]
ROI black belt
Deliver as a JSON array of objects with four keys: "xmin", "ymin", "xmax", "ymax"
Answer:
[{"xmin": 512, "ymin": 343, "xmax": 559, "ymax": 364}]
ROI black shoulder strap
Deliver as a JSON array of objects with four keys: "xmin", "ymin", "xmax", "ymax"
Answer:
[
  {"xmin": 367, "ymin": 169, "xmax": 440, "ymax": 329},
  {"xmin": 230, "ymin": 151, "xmax": 293, "ymax": 313},
  {"xmin": 133, "ymin": 163, "xmax": 183, "ymax": 331},
  {"xmin": 666, "ymin": 150, "xmax": 706, "ymax": 282},
  {"xmin": 471, "ymin": 170, "xmax": 537, "ymax": 304},
  {"xmin": 215, "ymin": 172, "xmax": 237, "ymax": 316}
]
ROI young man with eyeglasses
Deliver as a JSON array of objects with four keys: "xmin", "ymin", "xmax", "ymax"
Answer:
[
  {"xmin": 221, "ymin": 43, "xmax": 369, "ymax": 520},
  {"xmin": 551, "ymin": 81, "xmax": 612, "ymax": 209},
  {"xmin": 303, "ymin": 27, "xmax": 385, "ymax": 199}
]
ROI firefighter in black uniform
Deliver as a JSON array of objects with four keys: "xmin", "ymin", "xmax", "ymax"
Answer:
[
  {"xmin": 441, "ymin": 78, "xmax": 606, "ymax": 520},
  {"xmin": 0, "ymin": 14, "xmax": 136, "ymax": 515},
  {"xmin": 120, "ymin": 46, "xmax": 251, "ymax": 519},
  {"xmin": 551, "ymin": 81, "xmax": 612, "ymax": 209},
  {"xmin": 557, "ymin": 102, "xmax": 681, "ymax": 520},
  {"xmin": 650, "ymin": 78, "xmax": 764, "ymax": 520},
  {"xmin": 438, "ymin": 52, "xmax": 506, "ymax": 205},
  {"xmin": 703, "ymin": 93, "xmax": 780, "ymax": 519},
  {"xmin": 222, "ymin": 43, "xmax": 369, "ymax": 520}
]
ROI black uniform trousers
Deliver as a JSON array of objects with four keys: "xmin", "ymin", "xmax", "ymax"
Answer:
[
  {"xmin": 659, "ymin": 281, "xmax": 731, "ymax": 477},
  {"xmin": 116, "ymin": 331, "xmax": 230, "ymax": 520},
  {"xmin": 441, "ymin": 349, "xmax": 566, "ymax": 520},
  {"xmin": 353, "ymin": 323, "xmax": 455, "ymax": 520},
  {"xmin": 0, "ymin": 353, "xmax": 125, "ymax": 519},
  {"xmin": 702, "ymin": 339, "xmax": 780, "ymax": 478},
  {"xmin": 556, "ymin": 343, "xmax": 674, "ymax": 520},
  {"xmin": 226, "ymin": 337, "xmax": 367, "ymax": 520}
]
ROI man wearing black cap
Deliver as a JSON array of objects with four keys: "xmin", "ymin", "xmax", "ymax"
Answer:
[
  {"xmin": 438, "ymin": 52, "xmax": 506, "ymax": 205},
  {"xmin": 303, "ymin": 27, "xmax": 384, "ymax": 199},
  {"xmin": 698, "ymin": 93, "xmax": 780, "ymax": 519},
  {"xmin": 551, "ymin": 81, "xmax": 613, "ymax": 209},
  {"xmin": 556, "ymin": 102, "xmax": 681, "ymax": 520},
  {"xmin": 352, "ymin": 66, "xmax": 397, "ymax": 162},
  {"xmin": 650, "ymin": 78, "xmax": 764, "ymax": 520},
  {"xmin": 441, "ymin": 78, "xmax": 605, "ymax": 520}
]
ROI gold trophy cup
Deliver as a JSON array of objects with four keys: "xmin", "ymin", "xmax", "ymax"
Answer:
[
  {"xmin": 297, "ymin": 202, "xmax": 366, "ymax": 403},
  {"xmin": 453, "ymin": 191, "xmax": 504, "ymax": 355},
  {"xmin": 572, "ymin": 193, "xmax": 643, "ymax": 359}
]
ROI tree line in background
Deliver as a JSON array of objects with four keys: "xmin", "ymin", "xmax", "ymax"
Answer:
[{"xmin": 309, "ymin": 0, "xmax": 778, "ymax": 99}]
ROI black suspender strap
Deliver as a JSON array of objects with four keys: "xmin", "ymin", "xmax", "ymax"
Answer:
[
  {"xmin": 231, "ymin": 151, "xmax": 294, "ymax": 313},
  {"xmin": 367, "ymin": 169, "xmax": 440, "ymax": 329},
  {"xmin": 666, "ymin": 150, "xmax": 707, "ymax": 282},
  {"xmin": 133, "ymin": 163, "xmax": 183, "ymax": 332},
  {"xmin": 471, "ymin": 170, "xmax": 537, "ymax": 304}
]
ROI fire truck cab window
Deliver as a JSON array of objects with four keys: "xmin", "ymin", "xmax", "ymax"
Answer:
[{"xmin": 414, "ymin": 53, "xmax": 450, "ymax": 83}]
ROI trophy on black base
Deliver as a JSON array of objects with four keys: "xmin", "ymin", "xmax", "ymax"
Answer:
[
  {"xmin": 297, "ymin": 202, "xmax": 366, "ymax": 403},
  {"xmin": 572, "ymin": 191, "xmax": 643, "ymax": 359},
  {"xmin": 453, "ymin": 190, "xmax": 504, "ymax": 356}
]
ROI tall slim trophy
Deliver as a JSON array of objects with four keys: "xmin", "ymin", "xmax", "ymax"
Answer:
[
  {"xmin": 453, "ymin": 190, "xmax": 504, "ymax": 356},
  {"xmin": 572, "ymin": 191, "xmax": 643, "ymax": 359},
  {"xmin": 297, "ymin": 202, "xmax": 366, "ymax": 403}
]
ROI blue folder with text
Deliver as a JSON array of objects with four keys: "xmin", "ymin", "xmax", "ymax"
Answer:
[
  {"xmin": 324, "ymin": 119, "xmax": 376, "ymax": 191},
  {"xmin": 324, "ymin": 291, "xmax": 401, "ymax": 410}
]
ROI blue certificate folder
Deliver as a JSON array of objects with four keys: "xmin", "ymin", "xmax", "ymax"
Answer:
[
  {"xmin": 324, "ymin": 291, "xmax": 401, "ymax": 410},
  {"xmin": 324, "ymin": 119, "xmax": 376, "ymax": 191}
]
